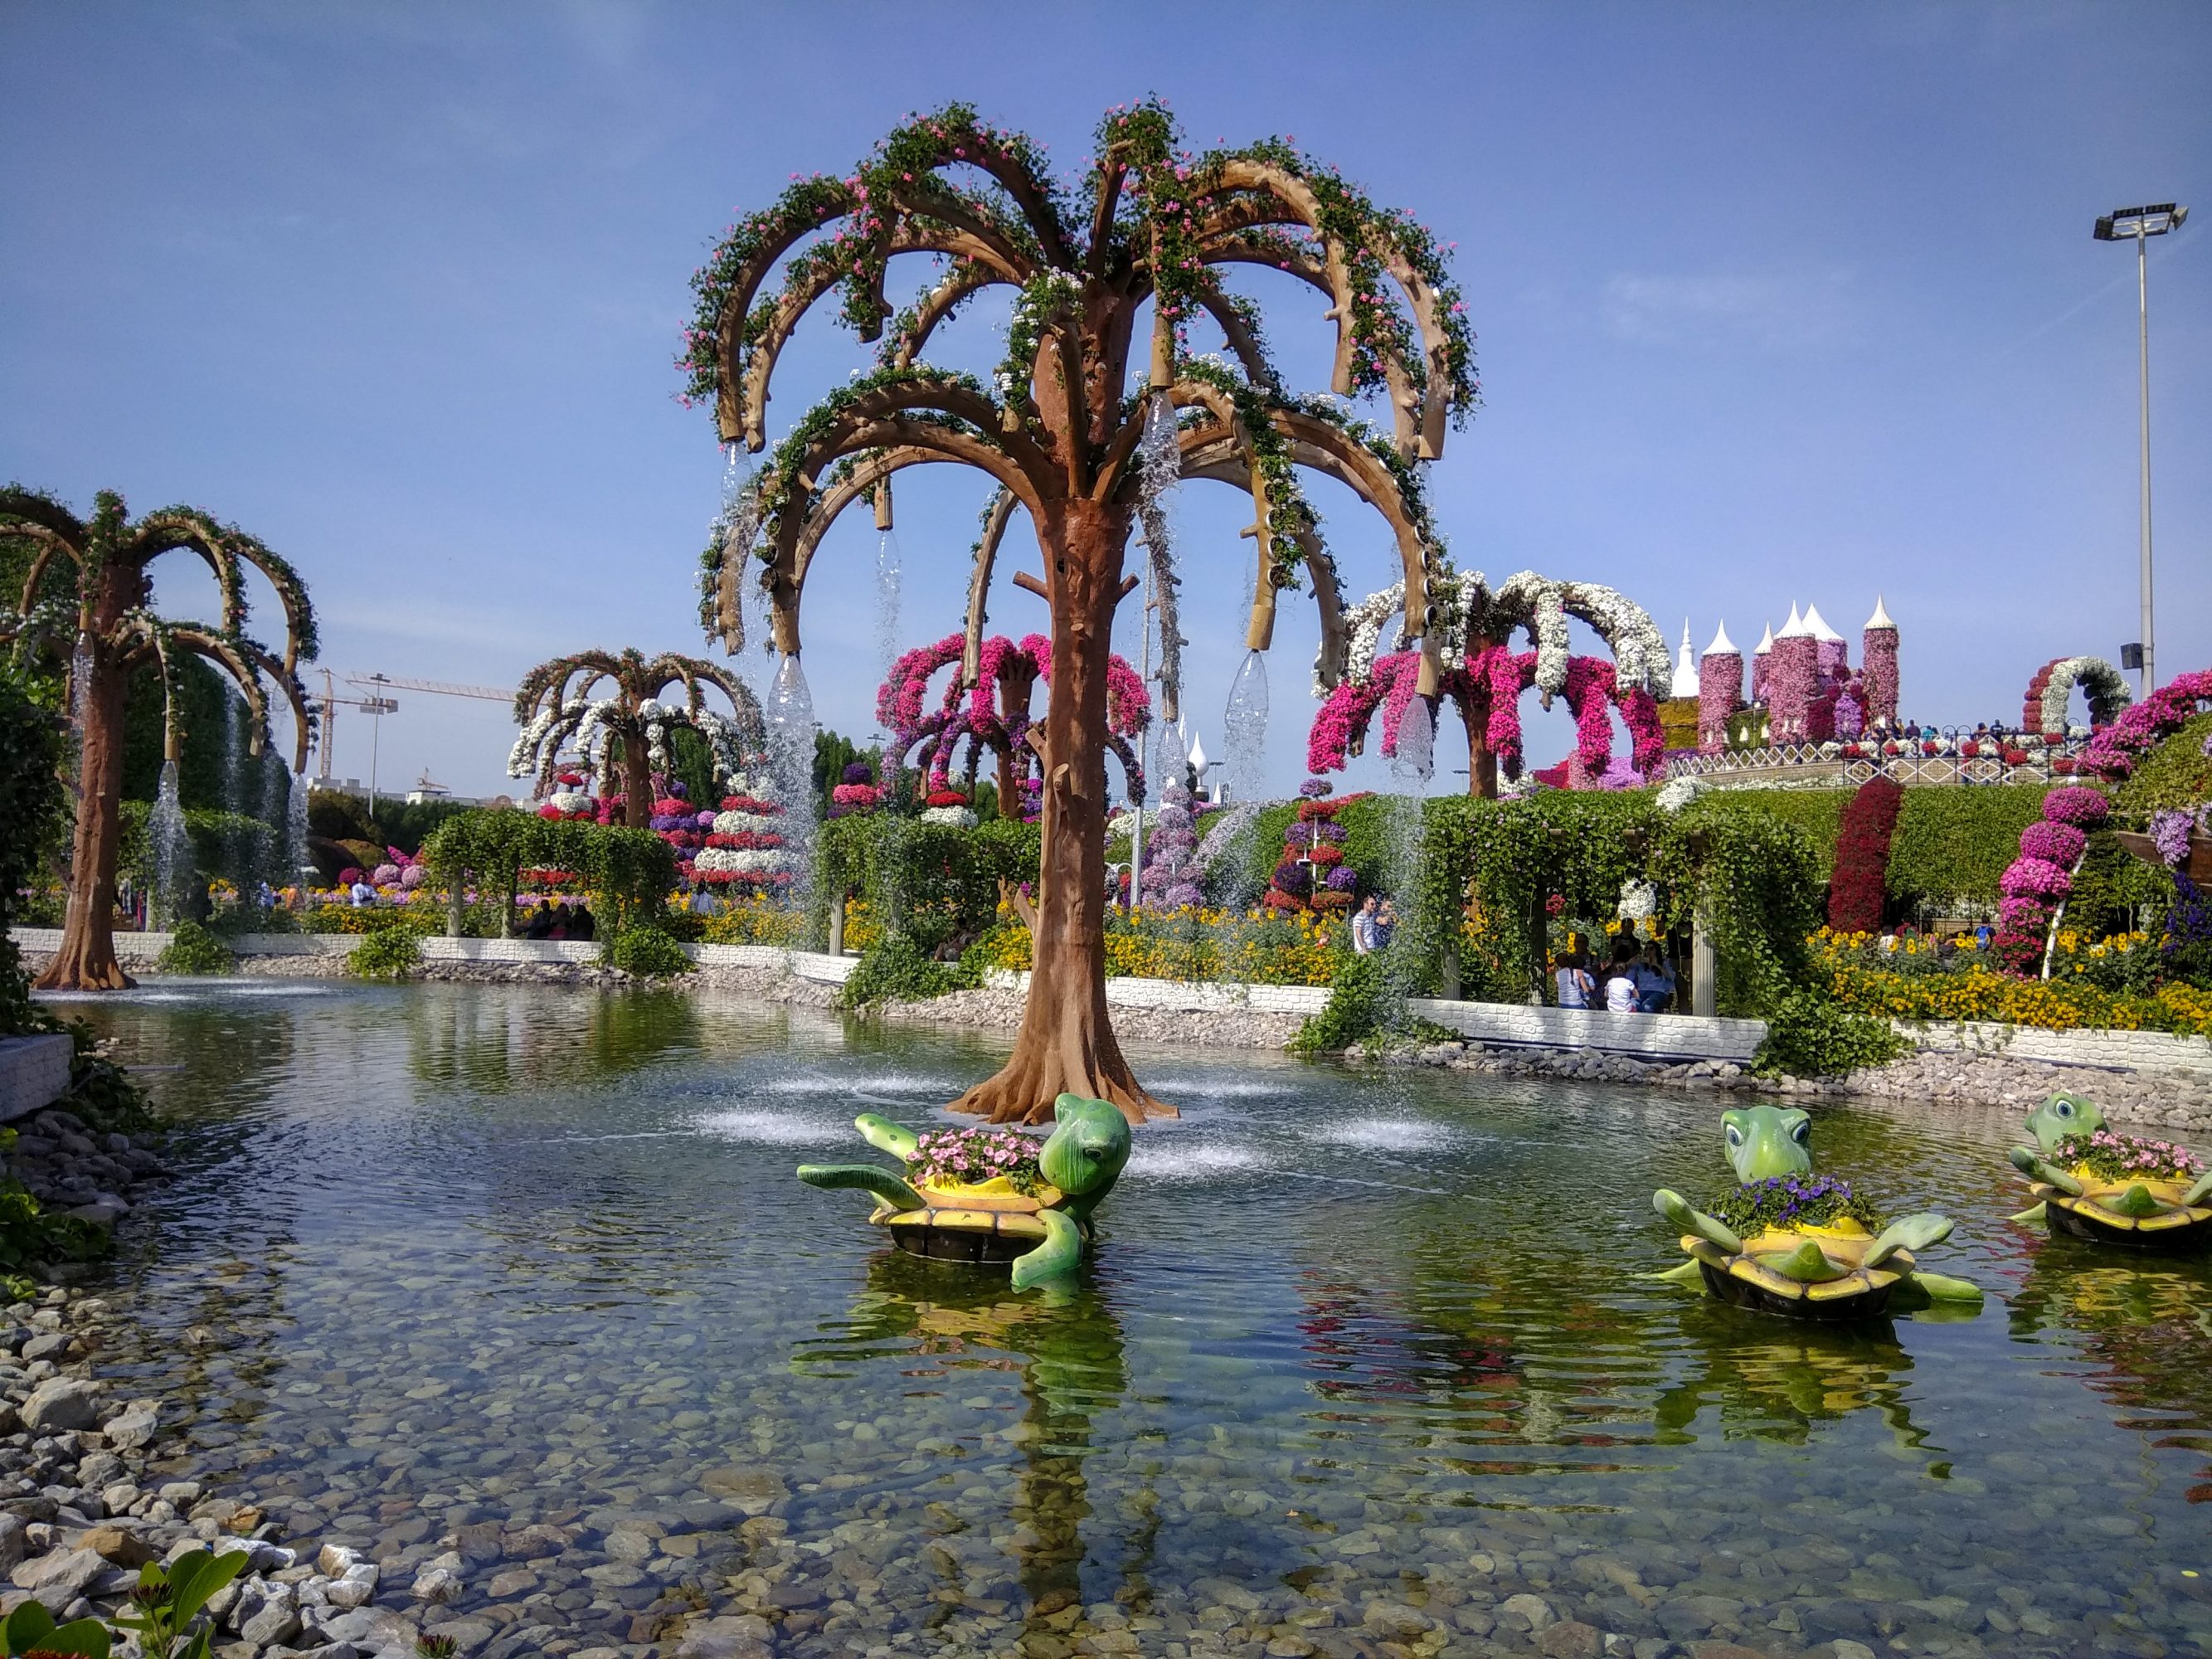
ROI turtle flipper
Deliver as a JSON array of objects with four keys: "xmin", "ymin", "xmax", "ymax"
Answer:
[
  {"xmin": 854, "ymin": 1114, "xmax": 919, "ymax": 1161},
  {"xmin": 1863, "ymin": 1212, "xmax": 1953, "ymax": 1269},
  {"xmin": 796, "ymin": 1164, "xmax": 925, "ymax": 1210},
  {"xmin": 1650, "ymin": 1259, "xmax": 1706, "ymax": 1286},
  {"xmin": 2009, "ymin": 1146, "xmax": 2084, "ymax": 1195},
  {"xmin": 2008, "ymin": 1201, "xmax": 2048, "ymax": 1224},
  {"xmin": 1653, "ymin": 1190, "xmax": 1743, "ymax": 1254},
  {"xmin": 2185, "ymin": 1170, "xmax": 2212, "ymax": 1208},
  {"xmin": 1009, "ymin": 1209, "xmax": 1084, "ymax": 1292}
]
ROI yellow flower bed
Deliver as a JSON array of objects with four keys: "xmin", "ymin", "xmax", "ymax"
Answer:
[
  {"xmin": 1822, "ymin": 961, "xmax": 2212, "ymax": 1038},
  {"xmin": 972, "ymin": 903, "xmax": 1342, "ymax": 987},
  {"xmin": 700, "ymin": 898, "xmax": 810, "ymax": 947}
]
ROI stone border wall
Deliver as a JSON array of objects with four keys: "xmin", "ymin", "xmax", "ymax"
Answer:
[
  {"xmin": 0, "ymin": 1034, "xmax": 73, "ymax": 1123},
  {"xmin": 16, "ymin": 928, "xmax": 2210, "ymax": 1077}
]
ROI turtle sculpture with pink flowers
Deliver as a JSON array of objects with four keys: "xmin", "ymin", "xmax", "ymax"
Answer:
[
  {"xmin": 797, "ymin": 1095, "xmax": 1131, "ymax": 1292},
  {"xmin": 2007, "ymin": 1092, "xmax": 2212, "ymax": 1253}
]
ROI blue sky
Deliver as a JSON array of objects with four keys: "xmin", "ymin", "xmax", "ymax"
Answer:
[{"xmin": 3, "ymin": 2, "xmax": 2206, "ymax": 801}]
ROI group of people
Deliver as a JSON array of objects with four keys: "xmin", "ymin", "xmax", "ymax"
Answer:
[
  {"xmin": 1555, "ymin": 936, "xmax": 1677, "ymax": 1014},
  {"xmin": 519, "ymin": 898, "xmax": 596, "ymax": 941},
  {"xmin": 1349, "ymin": 894, "xmax": 1398, "ymax": 956}
]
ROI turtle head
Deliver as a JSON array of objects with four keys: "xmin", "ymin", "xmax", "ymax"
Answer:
[
  {"xmin": 1038, "ymin": 1094, "xmax": 1131, "ymax": 1199},
  {"xmin": 2025, "ymin": 1092, "xmax": 2104, "ymax": 1153},
  {"xmin": 1723, "ymin": 1106, "xmax": 1812, "ymax": 1184}
]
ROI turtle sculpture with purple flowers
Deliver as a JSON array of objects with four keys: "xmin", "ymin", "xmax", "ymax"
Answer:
[
  {"xmin": 796, "ymin": 1094, "xmax": 1130, "ymax": 1291},
  {"xmin": 1652, "ymin": 1106, "xmax": 1982, "ymax": 1320},
  {"xmin": 2007, "ymin": 1092, "xmax": 2212, "ymax": 1253}
]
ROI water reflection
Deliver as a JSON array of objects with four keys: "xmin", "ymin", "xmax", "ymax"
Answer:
[
  {"xmin": 1655, "ymin": 1301, "xmax": 1934, "ymax": 1456},
  {"xmin": 795, "ymin": 1251, "xmax": 1132, "ymax": 1624},
  {"xmin": 2009, "ymin": 1243, "xmax": 2212, "ymax": 1503}
]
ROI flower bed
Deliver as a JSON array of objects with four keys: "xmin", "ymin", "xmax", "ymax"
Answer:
[
  {"xmin": 969, "ymin": 904, "xmax": 1342, "ymax": 987},
  {"xmin": 1821, "ymin": 960, "xmax": 2212, "ymax": 1037}
]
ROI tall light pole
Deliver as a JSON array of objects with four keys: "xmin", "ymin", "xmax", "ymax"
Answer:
[{"xmin": 2095, "ymin": 202, "xmax": 2187, "ymax": 695}]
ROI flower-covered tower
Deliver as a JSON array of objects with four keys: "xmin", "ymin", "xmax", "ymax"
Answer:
[
  {"xmin": 1768, "ymin": 606, "xmax": 1820, "ymax": 742},
  {"xmin": 1751, "ymin": 620, "xmax": 1777, "ymax": 703},
  {"xmin": 1698, "ymin": 621, "xmax": 1741, "ymax": 755},
  {"xmin": 1860, "ymin": 595, "xmax": 1898, "ymax": 732}
]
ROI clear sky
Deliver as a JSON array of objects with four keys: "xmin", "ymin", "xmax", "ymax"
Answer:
[{"xmin": 4, "ymin": 2, "xmax": 2206, "ymax": 802}]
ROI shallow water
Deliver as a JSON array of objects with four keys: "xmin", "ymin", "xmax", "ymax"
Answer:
[{"xmin": 55, "ymin": 980, "xmax": 2212, "ymax": 1656}]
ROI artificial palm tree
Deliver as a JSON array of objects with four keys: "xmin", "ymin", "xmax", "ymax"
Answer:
[
  {"xmin": 508, "ymin": 647, "xmax": 766, "ymax": 826},
  {"xmin": 0, "ymin": 486, "xmax": 314, "ymax": 990},
  {"xmin": 686, "ymin": 101, "xmax": 1478, "ymax": 1125}
]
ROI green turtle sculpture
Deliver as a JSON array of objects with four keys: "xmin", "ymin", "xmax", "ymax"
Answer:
[
  {"xmin": 1652, "ymin": 1105, "xmax": 1981, "ymax": 1320},
  {"xmin": 796, "ymin": 1093, "xmax": 1131, "ymax": 1291},
  {"xmin": 2006, "ymin": 1092, "xmax": 2212, "ymax": 1253}
]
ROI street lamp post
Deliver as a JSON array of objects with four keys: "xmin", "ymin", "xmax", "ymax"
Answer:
[{"xmin": 2094, "ymin": 202, "xmax": 2188, "ymax": 696}]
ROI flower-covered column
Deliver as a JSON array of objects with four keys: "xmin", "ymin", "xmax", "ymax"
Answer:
[
  {"xmin": 1860, "ymin": 595, "xmax": 1898, "ymax": 733},
  {"xmin": 1698, "ymin": 623, "xmax": 1741, "ymax": 755}
]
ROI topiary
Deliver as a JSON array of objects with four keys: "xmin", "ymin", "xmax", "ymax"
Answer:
[
  {"xmin": 1753, "ymin": 990, "xmax": 1908, "ymax": 1078},
  {"xmin": 839, "ymin": 932, "xmax": 978, "ymax": 1008},
  {"xmin": 604, "ymin": 926, "xmax": 694, "ymax": 977},
  {"xmin": 348, "ymin": 928, "xmax": 421, "ymax": 980},
  {"xmin": 154, "ymin": 919, "xmax": 235, "ymax": 976}
]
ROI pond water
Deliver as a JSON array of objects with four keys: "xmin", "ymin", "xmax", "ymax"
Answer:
[{"xmin": 50, "ymin": 980, "xmax": 2212, "ymax": 1657}]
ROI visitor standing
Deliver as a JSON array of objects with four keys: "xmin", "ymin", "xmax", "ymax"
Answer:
[
  {"xmin": 349, "ymin": 877, "xmax": 376, "ymax": 907},
  {"xmin": 1352, "ymin": 896, "xmax": 1379, "ymax": 956},
  {"xmin": 1373, "ymin": 900, "xmax": 1398, "ymax": 951},
  {"xmin": 569, "ymin": 902, "xmax": 596, "ymax": 942},
  {"xmin": 1554, "ymin": 948, "xmax": 1594, "ymax": 1010},
  {"xmin": 1603, "ymin": 939, "xmax": 1641, "ymax": 1012}
]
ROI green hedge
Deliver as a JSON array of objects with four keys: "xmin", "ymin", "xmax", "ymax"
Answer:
[
  {"xmin": 421, "ymin": 811, "xmax": 678, "ymax": 937},
  {"xmin": 0, "ymin": 670, "xmax": 63, "ymax": 1034},
  {"xmin": 815, "ymin": 813, "xmax": 1038, "ymax": 996},
  {"xmin": 1884, "ymin": 784, "xmax": 2049, "ymax": 909}
]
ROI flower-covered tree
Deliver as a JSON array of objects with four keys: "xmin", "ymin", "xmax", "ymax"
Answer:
[
  {"xmin": 509, "ymin": 648, "xmax": 765, "ymax": 830},
  {"xmin": 1310, "ymin": 577, "xmax": 1666, "ymax": 795},
  {"xmin": 878, "ymin": 631, "xmax": 1149, "ymax": 810},
  {"xmin": 685, "ymin": 102, "xmax": 1475, "ymax": 1126},
  {"xmin": 0, "ymin": 487, "xmax": 314, "ymax": 991}
]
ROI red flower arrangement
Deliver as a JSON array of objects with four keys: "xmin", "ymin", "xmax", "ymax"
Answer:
[{"xmin": 1827, "ymin": 776, "xmax": 1903, "ymax": 934}]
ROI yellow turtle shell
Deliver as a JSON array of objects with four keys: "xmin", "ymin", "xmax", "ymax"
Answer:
[
  {"xmin": 2031, "ymin": 1170, "xmax": 2212, "ymax": 1253},
  {"xmin": 870, "ymin": 1176, "xmax": 1076, "ymax": 1265},
  {"xmin": 1682, "ymin": 1219, "xmax": 1914, "ymax": 1321}
]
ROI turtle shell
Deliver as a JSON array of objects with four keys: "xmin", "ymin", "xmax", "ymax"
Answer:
[
  {"xmin": 2034, "ymin": 1174, "xmax": 2212, "ymax": 1254},
  {"xmin": 870, "ymin": 1176, "xmax": 1081, "ymax": 1267},
  {"xmin": 1681, "ymin": 1221, "xmax": 1908, "ymax": 1321}
]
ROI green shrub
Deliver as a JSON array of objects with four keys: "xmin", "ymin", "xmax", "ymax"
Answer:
[
  {"xmin": 155, "ymin": 919, "xmax": 235, "ymax": 975},
  {"xmin": 839, "ymin": 933, "xmax": 977, "ymax": 1009},
  {"xmin": 1753, "ymin": 991, "xmax": 1908, "ymax": 1078},
  {"xmin": 2112, "ymin": 711, "xmax": 2212, "ymax": 816},
  {"xmin": 0, "ymin": 669, "xmax": 63, "ymax": 1035},
  {"xmin": 605, "ymin": 926, "xmax": 694, "ymax": 976},
  {"xmin": 1290, "ymin": 951, "xmax": 1390, "ymax": 1054},
  {"xmin": 348, "ymin": 928, "xmax": 421, "ymax": 980}
]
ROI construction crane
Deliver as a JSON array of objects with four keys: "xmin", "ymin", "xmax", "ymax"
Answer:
[
  {"xmin": 312, "ymin": 669, "xmax": 398, "ymax": 790},
  {"xmin": 315, "ymin": 672, "xmax": 514, "ymax": 808}
]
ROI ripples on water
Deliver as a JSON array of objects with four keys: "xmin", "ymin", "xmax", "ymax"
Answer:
[{"xmin": 52, "ymin": 980, "xmax": 2212, "ymax": 1654}]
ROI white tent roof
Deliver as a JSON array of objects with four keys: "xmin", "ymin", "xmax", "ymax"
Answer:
[
  {"xmin": 1704, "ymin": 620, "xmax": 1738, "ymax": 657},
  {"xmin": 1803, "ymin": 603, "xmax": 1843, "ymax": 644},
  {"xmin": 1754, "ymin": 622, "xmax": 1776, "ymax": 655},
  {"xmin": 1866, "ymin": 593, "xmax": 1896, "ymax": 631},
  {"xmin": 1775, "ymin": 602, "xmax": 1808, "ymax": 640}
]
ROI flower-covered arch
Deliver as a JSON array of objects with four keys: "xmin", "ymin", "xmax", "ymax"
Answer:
[
  {"xmin": 878, "ymin": 631, "xmax": 1150, "ymax": 808},
  {"xmin": 1314, "ymin": 576, "xmax": 1668, "ymax": 793},
  {"xmin": 2022, "ymin": 655, "xmax": 2133, "ymax": 739},
  {"xmin": 1307, "ymin": 647, "xmax": 1665, "ymax": 787}
]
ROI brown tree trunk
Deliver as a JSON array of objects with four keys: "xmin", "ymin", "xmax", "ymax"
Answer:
[
  {"xmin": 1454, "ymin": 685, "xmax": 1498, "ymax": 799},
  {"xmin": 36, "ymin": 661, "xmax": 133, "ymax": 991},
  {"xmin": 996, "ymin": 658, "xmax": 1038, "ymax": 813},
  {"xmin": 622, "ymin": 730, "xmax": 653, "ymax": 830},
  {"xmin": 951, "ymin": 501, "xmax": 1174, "ymax": 1127}
]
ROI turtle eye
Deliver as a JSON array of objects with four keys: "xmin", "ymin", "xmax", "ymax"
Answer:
[
  {"xmin": 1725, "ymin": 1125, "xmax": 1743, "ymax": 1146},
  {"xmin": 2056, "ymin": 1099, "xmax": 2074, "ymax": 1117},
  {"xmin": 1790, "ymin": 1119, "xmax": 1811, "ymax": 1145}
]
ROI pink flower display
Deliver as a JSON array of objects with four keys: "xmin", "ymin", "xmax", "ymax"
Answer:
[
  {"xmin": 2018, "ymin": 821, "xmax": 2087, "ymax": 866},
  {"xmin": 2039, "ymin": 786, "xmax": 2111, "ymax": 828},
  {"xmin": 2083, "ymin": 668, "xmax": 2212, "ymax": 779}
]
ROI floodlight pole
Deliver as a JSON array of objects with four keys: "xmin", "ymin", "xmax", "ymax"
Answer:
[{"xmin": 2132, "ymin": 221, "xmax": 2155, "ymax": 696}]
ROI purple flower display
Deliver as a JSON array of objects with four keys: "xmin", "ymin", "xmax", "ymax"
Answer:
[
  {"xmin": 2150, "ymin": 808, "xmax": 2197, "ymax": 867},
  {"xmin": 1299, "ymin": 777, "xmax": 1332, "ymax": 799},
  {"xmin": 1325, "ymin": 866, "xmax": 1359, "ymax": 892},
  {"xmin": 909, "ymin": 1127, "xmax": 1043, "ymax": 1193},
  {"xmin": 2018, "ymin": 821, "xmax": 2088, "ymax": 866},
  {"xmin": 2039, "ymin": 786, "xmax": 2111, "ymax": 828}
]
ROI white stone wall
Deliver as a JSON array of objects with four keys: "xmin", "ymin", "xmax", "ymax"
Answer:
[
  {"xmin": 1898, "ymin": 1019, "xmax": 2212, "ymax": 1078},
  {"xmin": 0, "ymin": 1034, "xmax": 73, "ymax": 1124},
  {"xmin": 1407, "ymin": 1000, "xmax": 1770, "ymax": 1063},
  {"xmin": 980, "ymin": 970, "xmax": 1330, "ymax": 1016}
]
